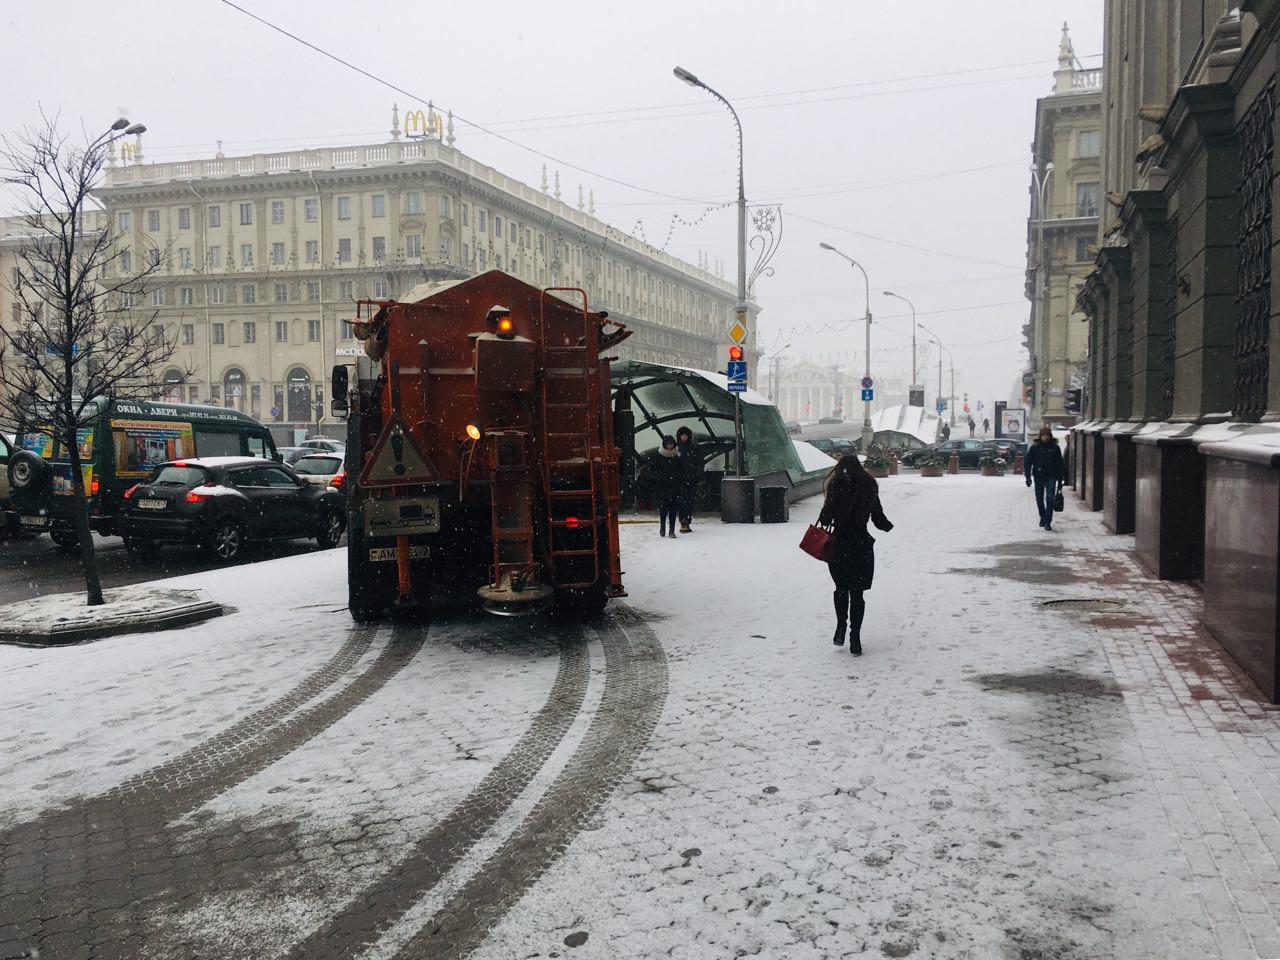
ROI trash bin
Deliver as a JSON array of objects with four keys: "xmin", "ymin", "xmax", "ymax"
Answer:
[
  {"xmin": 759, "ymin": 485, "xmax": 789, "ymax": 523},
  {"xmin": 720, "ymin": 476, "xmax": 755, "ymax": 524}
]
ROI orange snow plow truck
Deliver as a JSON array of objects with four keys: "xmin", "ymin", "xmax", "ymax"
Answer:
[{"xmin": 332, "ymin": 270, "xmax": 632, "ymax": 619}]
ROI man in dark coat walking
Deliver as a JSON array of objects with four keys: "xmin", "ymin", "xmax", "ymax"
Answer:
[
  {"xmin": 650, "ymin": 436, "xmax": 683, "ymax": 539},
  {"xmin": 674, "ymin": 425, "xmax": 700, "ymax": 533},
  {"xmin": 1024, "ymin": 426, "xmax": 1066, "ymax": 531}
]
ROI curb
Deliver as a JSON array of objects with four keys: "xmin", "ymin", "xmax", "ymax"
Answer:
[{"xmin": 0, "ymin": 593, "xmax": 224, "ymax": 648}]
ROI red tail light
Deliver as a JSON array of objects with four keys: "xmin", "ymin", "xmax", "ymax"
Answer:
[
  {"xmin": 123, "ymin": 484, "xmax": 139, "ymax": 500},
  {"xmin": 564, "ymin": 516, "xmax": 582, "ymax": 529},
  {"xmin": 90, "ymin": 476, "xmax": 100, "ymax": 496},
  {"xmin": 328, "ymin": 473, "xmax": 345, "ymax": 489},
  {"xmin": 185, "ymin": 491, "xmax": 212, "ymax": 503}
]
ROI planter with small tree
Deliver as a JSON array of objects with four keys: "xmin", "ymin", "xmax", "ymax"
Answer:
[
  {"xmin": 864, "ymin": 446, "xmax": 891, "ymax": 478},
  {"xmin": 917, "ymin": 453, "xmax": 946, "ymax": 478},
  {"xmin": 979, "ymin": 451, "xmax": 1007, "ymax": 477}
]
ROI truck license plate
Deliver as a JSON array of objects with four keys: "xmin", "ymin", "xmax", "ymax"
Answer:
[
  {"xmin": 19, "ymin": 515, "xmax": 49, "ymax": 527},
  {"xmin": 138, "ymin": 499, "xmax": 167, "ymax": 510},
  {"xmin": 368, "ymin": 545, "xmax": 430, "ymax": 562}
]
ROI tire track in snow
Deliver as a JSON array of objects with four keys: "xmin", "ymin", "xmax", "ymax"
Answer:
[
  {"xmin": 281, "ymin": 624, "xmax": 591, "ymax": 960},
  {"xmin": 390, "ymin": 606, "xmax": 668, "ymax": 960},
  {"xmin": 0, "ymin": 624, "xmax": 426, "ymax": 957}
]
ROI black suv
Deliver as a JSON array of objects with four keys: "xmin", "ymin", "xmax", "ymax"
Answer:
[
  {"xmin": 121, "ymin": 456, "xmax": 346, "ymax": 561},
  {"xmin": 899, "ymin": 438, "xmax": 988, "ymax": 469}
]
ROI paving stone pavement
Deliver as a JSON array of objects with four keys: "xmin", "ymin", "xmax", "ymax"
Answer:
[{"xmin": 1, "ymin": 476, "xmax": 1278, "ymax": 959}]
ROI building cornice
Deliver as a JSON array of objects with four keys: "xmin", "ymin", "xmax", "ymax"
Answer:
[{"xmin": 1119, "ymin": 189, "xmax": 1168, "ymax": 234}]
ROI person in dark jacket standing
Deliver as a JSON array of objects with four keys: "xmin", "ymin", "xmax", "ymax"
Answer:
[
  {"xmin": 1024, "ymin": 426, "xmax": 1066, "ymax": 531},
  {"xmin": 674, "ymin": 425, "xmax": 700, "ymax": 533},
  {"xmin": 818, "ymin": 454, "xmax": 894, "ymax": 656},
  {"xmin": 651, "ymin": 436, "xmax": 682, "ymax": 539}
]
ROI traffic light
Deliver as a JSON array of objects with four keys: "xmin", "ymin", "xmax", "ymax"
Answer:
[
  {"xmin": 1022, "ymin": 382, "xmax": 1036, "ymax": 407},
  {"xmin": 1065, "ymin": 388, "xmax": 1082, "ymax": 414},
  {"xmin": 728, "ymin": 345, "xmax": 744, "ymax": 362}
]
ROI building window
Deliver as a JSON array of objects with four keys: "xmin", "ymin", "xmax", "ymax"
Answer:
[
  {"xmin": 241, "ymin": 284, "xmax": 256, "ymax": 305},
  {"xmin": 1075, "ymin": 236, "xmax": 1092, "ymax": 262},
  {"xmin": 373, "ymin": 236, "xmax": 386, "ymax": 261},
  {"xmin": 147, "ymin": 209, "xmax": 161, "ymax": 232},
  {"xmin": 151, "ymin": 288, "xmax": 164, "ymax": 307},
  {"xmin": 305, "ymin": 240, "xmax": 319, "ymax": 263},
  {"xmin": 337, "ymin": 196, "xmax": 351, "ymax": 220},
  {"xmin": 243, "ymin": 321, "xmax": 256, "ymax": 343},
  {"xmin": 271, "ymin": 200, "xmax": 285, "ymax": 224},
  {"xmin": 339, "ymin": 318, "xmax": 354, "ymax": 340},
  {"xmin": 371, "ymin": 194, "xmax": 386, "ymax": 218},
  {"xmin": 304, "ymin": 198, "xmax": 318, "ymax": 222},
  {"xmin": 180, "ymin": 286, "xmax": 193, "ymax": 306},
  {"xmin": 239, "ymin": 203, "xmax": 253, "ymax": 226},
  {"xmin": 1075, "ymin": 181, "xmax": 1099, "ymax": 218},
  {"xmin": 188, "ymin": 384, "xmax": 199, "ymax": 404},
  {"xmin": 275, "ymin": 320, "xmax": 288, "ymax": 342},
  {"xmin": 148, "ymin": 247, "xmax": 162, "ymax": 268},
  {"xmin": 274, "ymin": 282, "xmax": 288, "ymax": 303},
  {"xmin": 461, "ymin": 204, "xmax": 469, "ymax": 227},
  {"xmin": 462, "ymin": 243, "xmax": 469, "ymax": 265},
  {"xmin": 478, "ymin": 248, "xmax": 487, "ymax": 270},
  {"xmin": 271, "ymin": 242, "xmax": 285, "ymax": 265},
  {"xmin": 439, "ymin": 237, "xmax": 451, "ymax": 262},
  {"xmin": 178, "ymin": 247, "xmax": 192, "ymax": 269},
  {"xmin": 436, "ymin": 194, "xmax": 449, "ymax": 217},
  {"xmin": 224, "ymin": 368, "xmax": 246, "ymax": 411},
  {"xmin": 122, "ymin": 292, "xmax": 134, "ymax": 309},
  {"xmin": 306, "ymin": 280, "xmax": 321, "ymax": 301},
  {"xmin": 273, "ymin": 384, "xmax": 284, "ymax": 420},
  {"xmin": 118, "ymin": 211, "xmax": 131, "ymax": 232},
  {"xmin": 240, "ymin": 244, "xmax": 254, "ymax": 267},
  {"xmin": 373, "ymin": 279, "xmax": 388, "ymax": 298},
  {"xmin": 338, "ymin": 239, "xmax": 351, "ymax": 262},
  {"xmin": 405, "ymin": 234, "xmax": 422, "ymax": 259},
  {"xmin": 210, "ymin": 385, "xmax": 221, "ymax": 405},
  {"xmin": 307, "ymin": 319, "xmax": 321, "ymax": 342},
  {"xmin": 182, "ymin": 324, "xmax": 194, "ymax": 345},
  {"xmin": 339, "ymin": 279, "xmax": 353, "ymax": 300},
  {"xmin": 510, "ymin": 222, "xmax": 517, "ymax": 243},
  {"xmin": 286, "ymin": 367, "xmax": 312, "ymax": 421},
  {"xmin": 478, "ymin": 210, "xmax": 487, "ymax": 233},
  {"xmin": 494, "ymin": 215, "xmax": 502, "ymax": 238},
  {"xmin": 210, "ymin": 284, "xmax": 226, "ymax": 305},
  {"xmin": 250, "ymin": 384, "xmax": 261, "ymax": 418},
  {"xmin": 1077, "ymin": 130, "xmax": 1101, "ymax": 158},
  {"xmin": 212, "ymin": 322, "xmax": 225, "ymax": 343},
  {"xmin": 208, "ymin": 205, "xmax": 221, "ymax": 228},
  {"xmin": 207, "ymin": 245, "xmax": 221, "ymax": 268},
  {"xmin": 178, "ymin": 207, "xmax": 191, "ymax": 230},
  {"xmin": 119, "ymin": 249, "xmax": 133, "ymax": 273}
]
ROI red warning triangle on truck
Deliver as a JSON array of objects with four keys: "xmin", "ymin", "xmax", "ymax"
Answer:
[{"xmin": 358, "ymin": 414, "xmax": 441, "ymax": 488}]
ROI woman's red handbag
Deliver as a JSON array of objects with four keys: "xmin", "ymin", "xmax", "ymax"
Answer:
[{"xmin": 799, "ymin": 523, "xmax": 835, "ymax": 563}]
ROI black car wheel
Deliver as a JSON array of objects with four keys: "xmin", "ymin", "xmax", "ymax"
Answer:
[
  {"xmin": 8, "ymin": 451, "xmax": 51, "ymax": 492},
  {"xmin": 316, "ymin": 509, "xmax": 344, "ymax": 549},
  {"xmin": 49, "ymin": 528, "xmax": 77, "ymax": 550},
  {"xmin": 206, "ymin": 519, "xmax": 244, "ymax": 563}
]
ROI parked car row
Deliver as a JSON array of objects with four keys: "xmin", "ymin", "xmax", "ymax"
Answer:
[
  {"xmin": 805, "ymin": 436, "xmax": 859, "ymax": 457},
  {"xmin": 898, "ymin": 438, "xmax": 1025, "ymax": 469},
  {"xmin": 121, "ymin": 456, "xmax": 346, "ymax": 562}
]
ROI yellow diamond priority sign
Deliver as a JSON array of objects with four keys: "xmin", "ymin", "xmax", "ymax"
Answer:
[{"xmin": 728, "ymin": 320, "xmax": 749, "ymax": 344}]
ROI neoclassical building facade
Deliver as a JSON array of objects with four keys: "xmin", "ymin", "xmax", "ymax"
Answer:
[{"xmin": 83, "ymin": 109, "xmax": 748, "ymax": 440}]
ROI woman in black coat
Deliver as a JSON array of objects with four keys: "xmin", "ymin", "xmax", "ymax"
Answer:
[
  {"xmin": 818, "ymin": 454, "xmax": 894, "ymax": 656},
  {"xmin": 650, "ymin": 435, "xmax": 683, "ymax": 539},
  {"xmin": 674, "ymin": 425, "xmax": 700, "ymax": 533}
]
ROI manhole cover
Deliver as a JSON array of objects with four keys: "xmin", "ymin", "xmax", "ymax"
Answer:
[{"xmin": 1040, "ymin": 598, "xmax": 1124, "ymax": 612}]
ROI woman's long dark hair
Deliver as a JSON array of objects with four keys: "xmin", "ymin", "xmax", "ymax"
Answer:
[{"xmin": 823, "ymin": 454, "xmax": 877, "ymax": 525}]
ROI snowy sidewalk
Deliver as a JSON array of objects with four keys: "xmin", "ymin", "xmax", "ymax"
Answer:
[{"xmin": 2, "ymin": 474, "xmax": 1279, "ymax": 959}]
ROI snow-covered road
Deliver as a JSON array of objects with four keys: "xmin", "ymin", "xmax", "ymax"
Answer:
[{"xmin": 2, "ymin": 474, "xmax": 1278, "ymax": 959}]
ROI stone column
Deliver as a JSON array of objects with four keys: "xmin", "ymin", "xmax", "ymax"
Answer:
[{"xmin": 1120, "ymin": 191, "xmax": 1172, "ymax": 422}]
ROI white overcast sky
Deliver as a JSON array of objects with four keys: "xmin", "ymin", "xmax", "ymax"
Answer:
[{"xmin": 2, "ymin": 0, "xmax": 1103, "ymax": 408}]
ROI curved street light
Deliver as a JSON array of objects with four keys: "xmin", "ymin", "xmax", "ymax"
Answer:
[
  {"xmin": 882, "ymin": 290, "xmax": 918, "ymax": 398},
  {"xmin": 818, "ymin": 242, "xmax": 873, "ymax": 451}
]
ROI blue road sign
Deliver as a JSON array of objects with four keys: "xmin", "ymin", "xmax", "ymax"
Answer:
[
  {"xmin": 726, "ymin": 360, "xmax": 748, "ymax": 381},
  {"xmin": 861, "ymin": 376, "xmax": 873, "ymax": 389},
  {"xmin": 861, "ymin": 388, "xmax": 874, "ymax": 402},
  {"xmin": 936, "ymin": 399, "xmax": 946, "ymax": 412},
  {"xmin": 727, "ymin": 381, "xmax": 747, "ymax": 393}
]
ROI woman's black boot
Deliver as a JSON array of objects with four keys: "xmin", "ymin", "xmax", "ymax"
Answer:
[
  {"xmin": 848, "ymin": 593, "xmax": 865, "ymax": 656},
  {"xmin": 832, "ymin": 590, "xmax": 847, "ymax": 646}
]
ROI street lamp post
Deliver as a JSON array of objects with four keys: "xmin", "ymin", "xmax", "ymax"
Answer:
[
  {"xmin": 765, "ymin": 342, "xmax": 791, "ymax": 405},
  {"xmin": 818, "ymin": 243, "xmax": 873, "ymax": 452},
  {"xmin": 675, "ymin": 65, "xmax": 748, "ymax": 477},
  {"xmin": 882, "ymin": 290, "xmax": 918, "ymax": 404},
  {"xmin": 918, "ymin": 322, "xmax": 947, "ymax": 423},
  {"xmin": 1029, "ymin": 161, "xmax": 1054, "ymax": 426}
]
